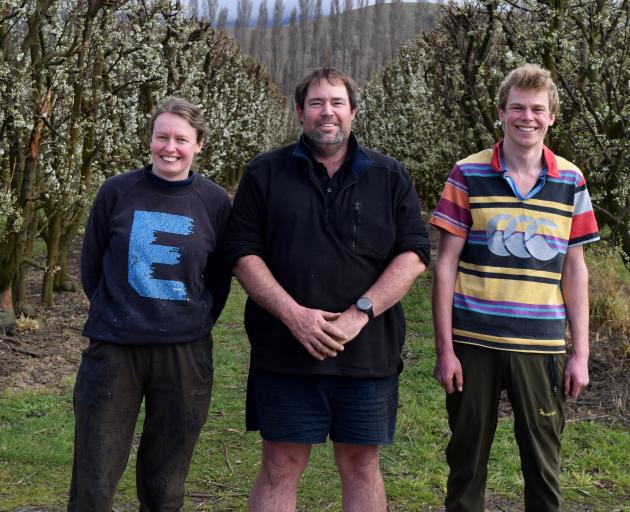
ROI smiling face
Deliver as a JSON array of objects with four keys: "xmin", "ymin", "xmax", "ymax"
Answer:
[
  {"xmin": 150, "ymin": 112, "xmax": 202, "ymax": 181},
  {"xmin": 498, "ymin": 87, "xmax": 555, "ymax": 152},
  {"xmin": 296, "ymin": 79, "xmax": 357, "ymax": 154}
]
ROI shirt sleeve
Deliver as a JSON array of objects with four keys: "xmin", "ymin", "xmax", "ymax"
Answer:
[
  {"xmin": 222, "ymin": 163, "xmax": 267, "ymax": 270},
  {"xmin": 392, "ymin": 165, "xmax": 431, "ymax": 265},
  {"xmin": 429, "ymin": 164, "xmax": 472, "ymax": 239},
  {"xmin": 80, "ymin": 184, "xmax": 111, "ymax": 300},
  {"xmin": 203, "ymin": 191, "xmax": 233, "ymax": 324},
  {"xmin": 568, "ymin": 172, "xmax": 599, "ymax": 247}
]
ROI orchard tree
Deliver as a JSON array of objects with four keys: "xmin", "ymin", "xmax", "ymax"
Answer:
[
  {"xmin": 358, "ymin": 0, "xmax": 630, "ymax": 267},
  {"xmin": 0, "ymin": 0, "xmax": 290, "ymax": 323},
  {"xmin": 499, "ymin": 0, "xmax": 630, "ymax": 267},
  {"xmin": 298, "ymin": 0, "xmax": 312, "ymax": 68},
  {"xmin": 0, "ymin": 0, "xmax": 107, "ymax": 314},
  {"xmin": 356, "ymin": 1, "xmax": 503, "ymax": 205},
  {"xmin": 271, "ymin": 0, "xmax": 284, "ymax": 78},
  {"xmin": 249, "ymin": 0, "xmax": 268, "ymax": 56},
  {"xmin": 355, "ymin": 39, "xmax": 464, "ymax": 207},
  {"xmin": 235, "ymin": 0, "xmax": 253, "ymax": 48}
]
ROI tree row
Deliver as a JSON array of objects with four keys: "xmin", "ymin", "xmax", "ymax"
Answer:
[
  {"xmin": 0, "ymin": 0, "xmax": 290, "ymax": 320},
  {"xmin": 357, "ymin": 0, "xmax": 630, "ymax": 270}
]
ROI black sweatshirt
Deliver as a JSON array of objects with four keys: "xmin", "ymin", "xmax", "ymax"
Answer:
[
  {"xmin": 81, "ymin": 165, "xmax": 231, "ymax": 344},
  {"xmin": 223, "ymin": 135, "xmax": 430, "ymax": 377}
]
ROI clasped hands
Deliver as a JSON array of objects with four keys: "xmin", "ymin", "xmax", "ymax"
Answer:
[{"xmin": 284, "ymin": 304, "xmax": 369, "ymax": 361}]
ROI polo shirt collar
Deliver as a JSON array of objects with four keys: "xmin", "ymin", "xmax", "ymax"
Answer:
[{"xmin": 490, "ymin": 140, "xmax": 560, "ymax": 178}]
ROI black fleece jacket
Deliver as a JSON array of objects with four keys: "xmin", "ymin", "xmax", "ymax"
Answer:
[
  {"xmin": 81, "ymin": 165, "xmax": 232, "ymax": 344},
  {"xmin": 223, "ymin": 135, "xmax": 430, "ymax": 377}
]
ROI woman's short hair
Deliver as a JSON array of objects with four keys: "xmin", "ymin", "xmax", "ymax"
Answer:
[{"xmin": 149, "ymin": 97, "xmax": 207, "ymax": 144}]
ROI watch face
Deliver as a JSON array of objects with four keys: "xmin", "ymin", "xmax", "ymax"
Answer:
[{"xmin": 356, "ymin": 297, "xmax": 372, "ymax": 311}]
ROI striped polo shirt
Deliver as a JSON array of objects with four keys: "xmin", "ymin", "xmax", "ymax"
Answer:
[{"xmin": 430, "ymin": 141, "xmax": 599, "ymax": 353}]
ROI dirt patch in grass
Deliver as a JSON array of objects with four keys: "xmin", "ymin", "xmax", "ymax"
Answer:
[
  {"xmin": 0, "ymin": 238, "xmax": 88, "ymax": 394},
  {"xmin": 497, "ymin": 335, "xmax": 630, "ymax": 428}
]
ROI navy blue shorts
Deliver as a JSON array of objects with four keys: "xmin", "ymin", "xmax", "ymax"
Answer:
[{"xmin": 246, "ymin": 368, "xmax": 398, "ymax": 445}]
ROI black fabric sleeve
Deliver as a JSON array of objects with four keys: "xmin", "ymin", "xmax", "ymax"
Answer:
[
  {"xmin": 392, "ymin": 165, "xmax": 431, "ymax": 265},
  {"xmin": 80, "ymin": 185, "xmax": 111, "ymax": 300},
  {"xmin": 205, "ymin": 195, "xmax": 233, "ymax": 324},
  {"xmin": 222, "ymin": 164, "xmax": 267, "ymax": 270}
]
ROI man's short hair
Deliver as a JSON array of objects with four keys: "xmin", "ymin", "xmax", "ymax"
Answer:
[
  {"xmin": 294, "ymin": 67, "xmax": 358, "ymax": 110},
  {"xmin": 497, "ymin": 64, "xmax": 560, "ymax": 116},
  {"xmin": 150, "ymin": 96, "xmax": 207, "ymax": 144}
]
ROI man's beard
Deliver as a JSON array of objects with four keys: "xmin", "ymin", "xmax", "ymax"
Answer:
[{"xmin": 308, "ymin": 127, "xmax": 345, "ymax": 147}]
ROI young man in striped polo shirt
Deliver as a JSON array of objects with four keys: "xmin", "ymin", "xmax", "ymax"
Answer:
[{"xmin": 430, "ymin": 64, "xmax": 599, "ymax": 512}]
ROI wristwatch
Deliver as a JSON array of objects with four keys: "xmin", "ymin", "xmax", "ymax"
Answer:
[{"xmin": 355, "ymin": 297, "xmax": 374, "ymax": 321}]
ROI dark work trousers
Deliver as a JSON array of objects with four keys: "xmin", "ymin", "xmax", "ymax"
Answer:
[
  {"xmin": 445, "ymin": 343, "xmax": 566, "ymax": 512},
  {"xmin": 67, "ymin": 335, "xmax": 213, "ymax": 512}
]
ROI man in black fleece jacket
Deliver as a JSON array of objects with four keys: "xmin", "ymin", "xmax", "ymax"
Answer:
[{"xmin": 223, "ymin": 67, "xmax": 430, "ymax": 511}]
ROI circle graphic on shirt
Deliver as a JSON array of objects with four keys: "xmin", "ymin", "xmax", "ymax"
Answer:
[{"xmin": 486, "ymin": 214, "xmax": 559, "ymax": 261}]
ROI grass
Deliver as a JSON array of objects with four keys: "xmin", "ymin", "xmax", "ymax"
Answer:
[
  {"xmin": 587, "ymin": 246, "xmax": 630, "ymax": 342},
  {"xmin": 1, "ymin": 275, "xmax": 629, "ymax": 511},
  {"xmin": 586, "ymin": 246, "xmax": 630, "ymax": 370}
]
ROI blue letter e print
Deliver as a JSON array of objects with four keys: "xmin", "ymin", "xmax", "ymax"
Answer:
[{"xmin": 128, "ymin": 210, "xmax": 193, "ymax": 301}]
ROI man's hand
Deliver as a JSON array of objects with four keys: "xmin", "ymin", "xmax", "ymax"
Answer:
[
  {"xmin": 283, "ymin": 305, "xmax": 348, "ymax": 360},
  {"xmin": 563, "ymin": 353, "xmax": 589, "ymax": 398},
  {"xmin": 328, "ymin": 306, "xmax": 370, "ymax": 345},
  {"xmin": 233, "ymin": 255, "xmax": 348, "ymax": 361},
  {"xmin": 433, "ymin": 351, "xmax": 463, "ymax": 394}
]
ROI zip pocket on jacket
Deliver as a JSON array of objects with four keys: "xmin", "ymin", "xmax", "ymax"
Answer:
[
  {"xmin": 547, "ymin": 354, "xmax": 559, "ymax": 395},
  {"xmin": 352, "ymin": 201, "xmax": 361, "ymax": 249}
]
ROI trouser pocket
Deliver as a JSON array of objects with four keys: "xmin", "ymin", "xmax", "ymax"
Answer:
[{"xmin": 547, "ymin": 354, "xmax": 559, "ymax": 395}]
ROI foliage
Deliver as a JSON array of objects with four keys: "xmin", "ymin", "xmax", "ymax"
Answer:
[
  {"xmin": 355, "ymin": 38, "xmax": 491, "ymax": 207},
  {"xmin": 15, "ymin": 314, "xmax": 40, "ymax": 333},
  {"xmin": 355, "ymin": 1, "xmax": 506, "ymax": 206},
  {"xmin": 0, "ymin": 0, "xmax": 289, "ymax": 312},
  {"xmin": 357, "ymin": 0, "xmax": 630, "ymax": 269},
  {"xmin": 0, "ymin": 282, "xmax": 628, "ymax": 510},
  {"xmin": 586, "ymin": 246, "xmax": 630, "ymax": 351}
]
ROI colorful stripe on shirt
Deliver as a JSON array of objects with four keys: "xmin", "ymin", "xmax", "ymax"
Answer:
[{"xmin": 430, "ymin": 142, "xmax": 599, "ymax": 353}]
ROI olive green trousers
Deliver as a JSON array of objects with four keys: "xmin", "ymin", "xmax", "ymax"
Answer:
[{"xmin": 445, "ymin": 343, "xmax": 566, "ymax": 512}]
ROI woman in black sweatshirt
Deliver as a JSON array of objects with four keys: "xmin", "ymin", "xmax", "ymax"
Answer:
[{"xmin": 68, "ymin": 97, "xmax": 231, "ymax": 512}]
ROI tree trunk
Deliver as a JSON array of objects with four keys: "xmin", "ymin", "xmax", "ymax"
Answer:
[
  {"xmin": 43, "ymin": 3, "xmax": 103, "ymax": 300},
  {"xmin": 53, "ymin": 219, "xmax": 82, "ymax": 293},
  {"xmin": 0, "ymin": 287, "xmax": 16, "ymax": 336},
  {"xmin": 0, "ymin": 288, "xmax": 14, "ymax": 316},
  {"xmin": 41, "ymin": 211, "xmax": 62, "ymax": 306},
  {"xmin": 12, "ymin": 263, "xmax": 29, "ymax": 315},
  {"xmin": 0, "ymin": 245, "xmax": 16, "ymax": 315},
  {"xmin": 53, "ymin": 249, "xmax": 78, "ymax": 293},
  {"xmin": 10, "ymin": 191, "xmax": 40, "ymax": 315},
  {"xmin": 7, "ymin": 87, "xmax": 55, "ymax": 315}
]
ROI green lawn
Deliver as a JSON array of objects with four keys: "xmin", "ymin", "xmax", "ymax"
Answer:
[{"xmin": 0, "ymin": 276, "xmax": 628, "ymax": 511}]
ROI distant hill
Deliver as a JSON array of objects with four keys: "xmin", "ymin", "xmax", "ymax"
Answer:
[{"xmin": 218, "ymin": 1, "xmax": 442, "ymax": 93}]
